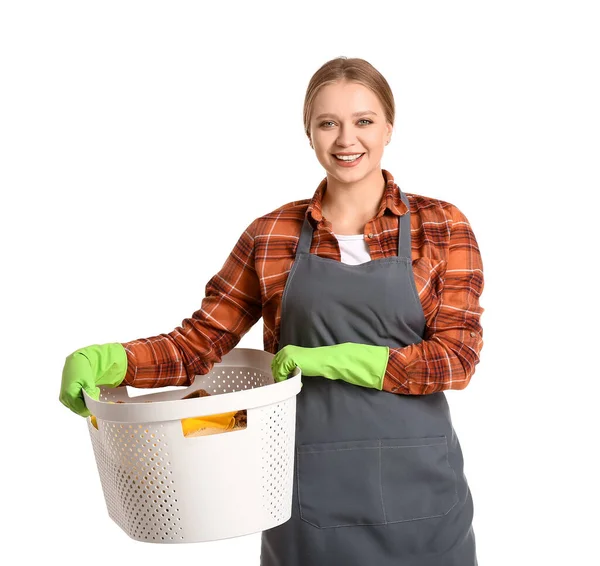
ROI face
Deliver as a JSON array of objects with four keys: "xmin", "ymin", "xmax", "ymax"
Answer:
[{"xmin": 309, "ymin": 80, "xmax": 392, "ymax": 187}]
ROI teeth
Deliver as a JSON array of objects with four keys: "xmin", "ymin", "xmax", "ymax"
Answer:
[{"xmin": 335, "ymin": 153, "xmax": 363, "ymax": 162}]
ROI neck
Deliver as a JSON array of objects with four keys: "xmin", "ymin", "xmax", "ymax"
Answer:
[{"xmin": 321, "ymin": 169, "xmax": 386, "ymax": 229}]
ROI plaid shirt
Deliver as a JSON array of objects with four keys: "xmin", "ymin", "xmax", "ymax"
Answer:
[{"xmin": 121, "ymin": 169, "xmax": 484, "ymax": 395}]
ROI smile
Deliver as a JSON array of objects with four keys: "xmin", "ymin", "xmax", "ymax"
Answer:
[
  {"xmin": 333, "ymin": 153, "xmax": 364, "ymax": 162},
  {"xmin": 332, "ymin": 153, "xmax": 365, "ymax": 167}
]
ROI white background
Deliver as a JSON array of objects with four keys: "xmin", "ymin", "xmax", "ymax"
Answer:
[{"xmin": 2, "ymin": 1, "xmax": 599, "ymax": 564}]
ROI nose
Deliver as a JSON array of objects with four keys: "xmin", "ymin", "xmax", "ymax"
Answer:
[{"xmin": 335, "ymin": 124, "xmax": 357, "ymax": 148}]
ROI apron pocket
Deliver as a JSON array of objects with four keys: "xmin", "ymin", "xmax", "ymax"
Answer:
[
  {"xmin": 297, "ymin": 439, "xmax": 386, "ymax": 528},
  {"xmin": 380, "ymin": 435, "xmax": 459, "ymax": 523}
]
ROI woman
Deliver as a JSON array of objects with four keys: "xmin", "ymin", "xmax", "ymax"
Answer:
[{"xmin": 60, "ymin": 56, "xmax": 484, "ymax": 565}]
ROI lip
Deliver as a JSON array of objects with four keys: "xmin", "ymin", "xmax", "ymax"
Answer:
[{"xmin": 332, "ymin": 152, "xmax": 365, "ymax": 168}]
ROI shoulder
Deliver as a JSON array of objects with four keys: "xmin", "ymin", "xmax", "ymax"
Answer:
[
  {"xmin": 245, "ymin": 198, "xmax": 310, "ymax": 240},
  {"xmin": 403, "ymin": 191, "xmax": 479, "ymax": 259},
  {"xmin": 405, "ymin": 191, "xmax": 472, "ymax": 229},
  {"xmin": 263, "ymin": 197, "xmax": 311, "ymax": 219},
  {"xmin": 240, "ymin": 199, "xmax": 309, "ymax": 264}
]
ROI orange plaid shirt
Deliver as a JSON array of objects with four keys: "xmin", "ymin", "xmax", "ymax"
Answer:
[{"xmin": 121, "ymin": 169, "xmax": 484, "ymax": 395}]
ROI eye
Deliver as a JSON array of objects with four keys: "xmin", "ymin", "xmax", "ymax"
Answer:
[{"xmin": 319, "ymin": 119, "xmax": 372, "ymax": 128}]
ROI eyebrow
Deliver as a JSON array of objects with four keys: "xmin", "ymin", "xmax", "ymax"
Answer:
[{"xmin": 314, "ymin": 110, "xmax": 378, "ymax": 120}]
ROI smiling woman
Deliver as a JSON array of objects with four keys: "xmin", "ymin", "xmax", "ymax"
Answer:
[
  {"xmin": 60, "ymin": 56, "xmax": 484, "ymax": 566},
  {"xmin": 303, "ymin": 63, "xmax": 395, "ymax": 234}
]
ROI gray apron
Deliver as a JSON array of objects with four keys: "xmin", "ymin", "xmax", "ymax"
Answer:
[{"xmin": 260, "ymin": 190, "xmax": 477, "ymax": 565}]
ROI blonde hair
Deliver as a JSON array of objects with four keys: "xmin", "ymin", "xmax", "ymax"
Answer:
[{"xmin": 303, "ymin": 56, "xmax": 395, "ymax": 141}]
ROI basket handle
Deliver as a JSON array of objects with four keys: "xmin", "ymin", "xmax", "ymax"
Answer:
[{"xmin": 83, "ymin": 368, "xmax": 301, "ymax": 423}]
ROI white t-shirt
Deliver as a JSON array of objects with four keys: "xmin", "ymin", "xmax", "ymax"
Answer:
[{"xmin": 333, "ymin": 233, "xmax": 371, "ymax": 265}]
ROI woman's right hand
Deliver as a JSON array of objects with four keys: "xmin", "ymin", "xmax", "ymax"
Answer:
[{"xmin": 59, "ymin": 343, "xmax": 128, "ymax": 417}]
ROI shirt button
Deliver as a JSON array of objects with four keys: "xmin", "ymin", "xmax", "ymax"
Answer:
[
  {"xmin": 470, "ymin": 331, "xmax": 477, "ymax": 337},
  {"xmin": 368, "ymin": 233, "xmax": 373, "ymax": 238}
]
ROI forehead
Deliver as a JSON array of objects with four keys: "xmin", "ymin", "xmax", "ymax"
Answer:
[{"xmin": 312, "ymin": 81, "xmax": 382, "ymax": 117}]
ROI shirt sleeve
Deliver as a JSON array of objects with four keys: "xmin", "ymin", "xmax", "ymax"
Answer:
[
  {"xmin": 382, "ymin": 206, "xmax": 485, "ymax": 394},
  {"xmin": 120, "ymin": 220, "xmax": 263, "ymax": 388}
]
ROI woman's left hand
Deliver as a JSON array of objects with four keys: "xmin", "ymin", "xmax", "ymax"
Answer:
[{"xmin": 271, "ymin": 343, "xmax": 389, "ymax": 390}]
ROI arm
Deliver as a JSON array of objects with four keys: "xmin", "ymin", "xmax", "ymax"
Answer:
[
  {"xmin": 121, "ymin": 220, "xmax": 263, "ymax": 388},
  {"xmin": 383, "ymin": 206, "xmax": 484, "ymax": 394}
]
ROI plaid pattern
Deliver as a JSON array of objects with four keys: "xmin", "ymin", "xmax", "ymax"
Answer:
[{"xmin": 122, "ymin": 170, "xmax": 484, "ymax": 395}]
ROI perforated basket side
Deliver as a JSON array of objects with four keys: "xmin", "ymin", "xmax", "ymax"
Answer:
[
  {"xmin": 259, "ymin": 396, "xmax": 297, "ymax": 524},
  {"xmin": 88, "ymin": 419, "xmax": 186, "ymax": 542}
]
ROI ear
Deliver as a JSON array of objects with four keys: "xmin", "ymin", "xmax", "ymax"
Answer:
[{"xmin": 385, "ymin": 122, "xmax": 393, "ymax": 144}]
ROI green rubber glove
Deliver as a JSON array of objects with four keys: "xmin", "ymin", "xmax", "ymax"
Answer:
[
  {"xmin": 59, "ymin": 343, "xmax": 128, "ymax": 417},
  {"xmin": 271, "ymin": 342, "xmax": 389, "ymax": 390}
]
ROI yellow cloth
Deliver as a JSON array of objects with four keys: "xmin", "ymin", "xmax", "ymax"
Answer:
[
  {"xmin": 181, "ymin": 412, "xmax": 237, "ymax": 435},
  {"xmin": 90, "ymin": 410, "xmax": 237, "ymax": 435},
  {"xmin": 90, "ymin": 401, "xmax": 115, "ymax": 430}
]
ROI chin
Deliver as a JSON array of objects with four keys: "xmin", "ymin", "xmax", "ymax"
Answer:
[{"xmin": 332, "ymin": 171, "xmax": 369, "ymax": 186}]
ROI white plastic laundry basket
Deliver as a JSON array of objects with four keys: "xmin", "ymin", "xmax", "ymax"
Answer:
[{"xmin": 83, "ymin": 348, "xmax": 302, "ymax": 544}]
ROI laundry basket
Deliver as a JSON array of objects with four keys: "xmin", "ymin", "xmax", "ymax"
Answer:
[{"xmin": 83, "ymin": 348, "xmax": 302, "ymax": 544}]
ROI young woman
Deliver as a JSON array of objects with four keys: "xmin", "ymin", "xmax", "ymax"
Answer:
[{"xmin": 60, "ymin": 56, "xmax": 485, "ymax": 565}]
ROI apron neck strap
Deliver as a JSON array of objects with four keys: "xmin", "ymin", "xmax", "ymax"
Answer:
[
  {"xmin": 398, "ymin": 189, "xmax": 411, "ymax": 258},
  {"xmin": 298, "ymin": 190, "xmax": 411, "ymax": 258},
  {"xmin": 298, "ymin": 215, "xmax": 315, "ymax": 255}
]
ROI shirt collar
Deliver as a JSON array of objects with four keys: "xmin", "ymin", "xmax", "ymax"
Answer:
[{"xmin": 306, "ymin": 169, "xmax": 408, "ymax": 226}]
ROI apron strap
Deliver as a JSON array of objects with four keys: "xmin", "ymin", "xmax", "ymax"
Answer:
[
  {"xmin": 298, "ymin": 215, "xmax": 315, "ymax": 255},
  {"xmin": 297, "ymin": 189, "xmax": 412, "ymax": 258},
  {"xmin": 398, "ymin": 189, "xmax": 411, "ymax": 259}
]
